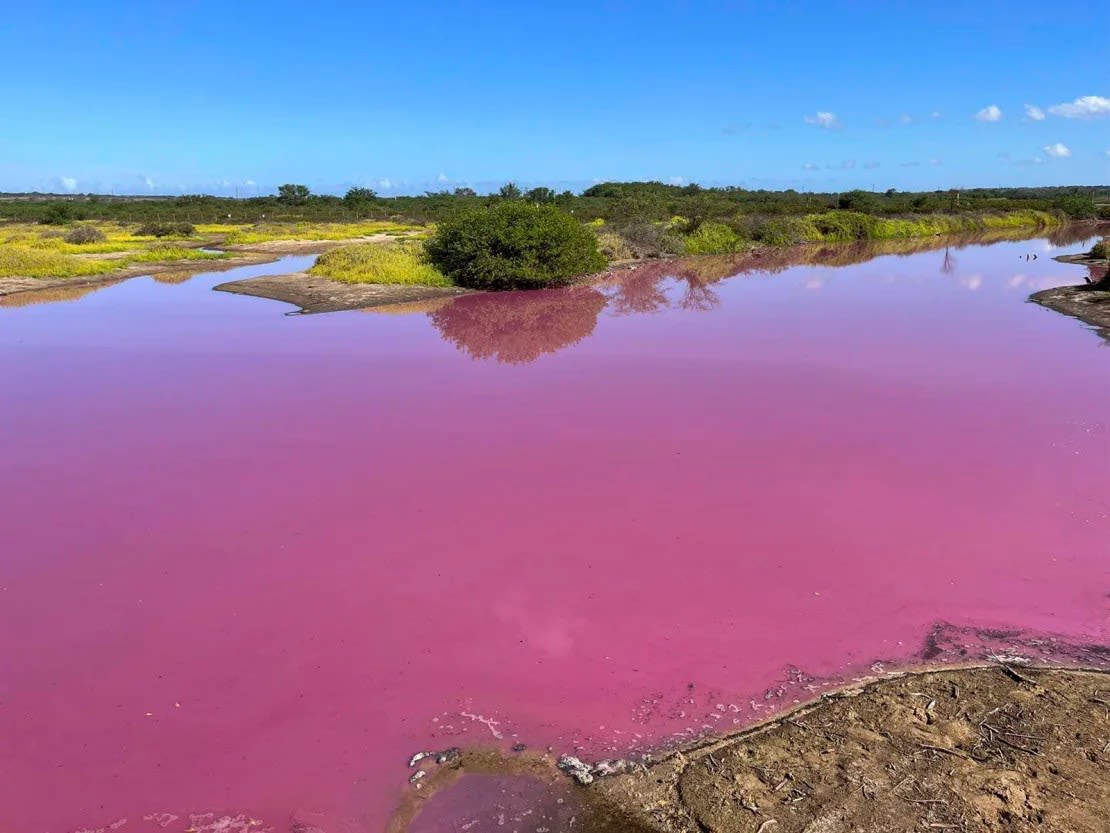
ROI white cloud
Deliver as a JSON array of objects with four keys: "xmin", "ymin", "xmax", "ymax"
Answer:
[
  {"xmin": 142, "ymin": 175, "xmax": 155, "ymax": 189},
  {"xmin": 60, "ymin": 176, "xmax": 77, "ymax": 191},
  {"xmin": 1024, "ymin": 104, "xmax": 1046, "ymax": 121},
  {"xmin": 1105, "ymin": 148, "xmax": 1110, "ymax": 159},
  {"xmin": 930, "ymin": 111, "xmax": 942, "ymax": 119},
  {"xmin": 1047, "ymin": 95, "xmax": 1110, "ymax": 118},
  {"xmin": 377, "ymin": 178, "xmax": 393, "ymax": 190},
  {"xmin": 437, "ymin": 172, "xmax": 449, "ymax": 183},
  {"xmin": 801, "ymin": 162, "xmax": 819, "ymax": 171},
  {"xmin": 840, "ymin": 159, "xmax": 857, "ymax": 169},
  {"xmin": 929, "ymin": 158, "xmax": 942, "ymax": 166},
  {"xmin": 1043, "ymin": 142, "xmax": 1071, "ymax": 158},
  {"xmin": 245, "ymin": 179, "xmax": 256, "ymax": 186},
  {"xmin": 668, "ymin": 175, "xmax": 686, "ymax": 185},
  {"xmin": 863, "ymin": 160, "xmax": 880, "ymax": 169},
  {"xmin": 975, "ymin": 104, "xmax": 1003, "ymax": 122},
  {"xmin": 899, "ymin": 113, "xmax": 913, "ymax": 124},
  {"xmin": 804, "ymin": 111, "xmax": 841, "ymax": 129}
]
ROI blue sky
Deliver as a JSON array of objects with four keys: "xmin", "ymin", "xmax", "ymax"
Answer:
[{"xmin": 1, "ymin": 0, "xmax": 1107, "ymax": 196}]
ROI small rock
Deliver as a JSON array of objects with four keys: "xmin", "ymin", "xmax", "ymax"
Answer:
[
  {"xmin": 512, "ymin": 743, "xmax": 527, "ymax": 752},
  {"xmin": 436, "ymin": 747, "xmax": 461, "ymax": 765},
  {"xmin": 557, "ymin": 755, "xmax": 594, "ymax": 785}
]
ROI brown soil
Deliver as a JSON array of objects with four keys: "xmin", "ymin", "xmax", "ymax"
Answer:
[
  {"xmin": 213, "ymin": 271, "xmax": 472, "ymax": 314},
  {"xmin": 393, "ymin": 666, "xmax": 1110, "ymax": 833}
]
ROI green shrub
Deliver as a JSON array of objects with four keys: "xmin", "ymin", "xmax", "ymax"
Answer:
[
  {"xmin": 751, "ymin": 216, "xmax": 820, "ymax": 246},
  {"xmin": 309, "ymin": 242, "xmax": 451, "ymax": 286},
  {"xmin": 682, "ymin": 222, "xmax": 744, "ymax": 255},
  {"xmin": 425, "ymin": 202, "xmax": 606, "ymax": 289},
  {"xmin": 136, "ymin": 221, "xmax": 195, "ymax": 238},
  {"xmin": 1090, "ymin": 239, "xmax": 1109, "ymax": 260},
  {"xmin": 808, "ymin": 211, "xmax": 879, "ymax": 241},
  {"xmin": 63, "ymin": 225, "xmax": 107, "ymax": 244},
  {"xmin": 39, "ymin": 203, "xmax": 73, "ymax": 225}
]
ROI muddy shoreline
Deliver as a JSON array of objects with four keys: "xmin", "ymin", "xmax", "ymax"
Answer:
[
  {"xmin": 1032, "ymin": 250, "xmax": 1110, "ymax": 341},
  {"xmin": 213, "ymin": 270, "xmax": 472, "ymax": 314},
  {"xmin": 393, "ymin": 664, "xmax": 1110, "ymax": 833}
]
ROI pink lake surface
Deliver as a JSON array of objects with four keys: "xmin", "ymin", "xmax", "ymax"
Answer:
[{"xmin": 2, "ymin": 233, "xmax": 1109, "ymax": 833}]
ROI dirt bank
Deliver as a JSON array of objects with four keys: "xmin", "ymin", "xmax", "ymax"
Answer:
[
  {"xmin": 213, "ymin": 271, "xmax": 472, "ymax": 314},
  {"xmin": 1030, "ymin": 284, "xmax": 1110, "ymax": 342},
  {"xmin": 1033, "ymin": 250, "xmax": 1109, "ymax": 341},
  {"xmin": 393, "ymin": 666, "xmax": 1110, "ymax": 833}
]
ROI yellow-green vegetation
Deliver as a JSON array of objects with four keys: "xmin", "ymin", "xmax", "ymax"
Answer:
[
  {"xmin": 202, "ymin": 221, "xmax": 423, "ymax": 245},
  {"xmin": 0, "ymin": 222, "xmax": 226, "ymax": 279},
  {"xmin": 750, "ymin": 210, "xmax": 1059, "ymax": 247},
  {"xmin": 309, "ymin": 242, "xmax": 451, "ymax": 286},
  {"xmin": 1089, "ymin": 238, "xmax": 1108, "ymax": 260},
  {"xmin": 682, "ymin": 222, "xmax": 744, "ymax": 255}
]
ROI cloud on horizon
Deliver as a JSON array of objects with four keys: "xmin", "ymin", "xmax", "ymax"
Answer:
[
  {"xmin": 1047, "ymin": 95, "xmax": 1110, "ymax": 118},
  {"xmin": 975, "ymin": 104, "xmax": 1003, "ymax": 122},
  {"xmin": 1043, "ymin": 142, "xmax": 1071, "ymax": 158},
  {"xmin": 804, "ymin": 111, "xmax": 841, "ymax": 130}
]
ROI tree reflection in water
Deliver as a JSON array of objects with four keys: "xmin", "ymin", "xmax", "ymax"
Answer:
[{"xmin": 428, "ymin": 285, "xmax": 608, "ymax": 364}]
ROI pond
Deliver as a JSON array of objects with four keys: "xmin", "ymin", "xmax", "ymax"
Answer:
[{"xmin": 1, "ymin": 230, "xmax": 1108, "ymax": 833}]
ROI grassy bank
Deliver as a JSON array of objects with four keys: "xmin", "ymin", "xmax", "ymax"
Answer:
[{"xmin": 308, "ymin": 242, "xmax": 451, "ymax": 286}]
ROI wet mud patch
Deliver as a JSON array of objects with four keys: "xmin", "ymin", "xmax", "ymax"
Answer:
[
  {"xmin": 213, "ymin": 271, "xmax": 472, "ymax": 314},
  {"xmin": 394, "ymin": 667, "xmax": 1110, "ymax": 833}
]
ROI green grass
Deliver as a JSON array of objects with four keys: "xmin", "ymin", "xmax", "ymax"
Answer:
[
  {"xmin": 309, "ymin": 242, "xmax": 452, "ymax": 286},
  {"xmin": 0, "ymin": 247, "xmax": 120, "ymax": 278},
  {"xmin": 122, "ymin": 246, "xmax": 226, "ymax": 263},
  {"xmin": 206, "ymin": 221, "xmax": 423, "ymax": 245}
]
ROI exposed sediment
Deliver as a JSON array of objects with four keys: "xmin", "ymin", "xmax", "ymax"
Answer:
[
  {"xmin": 394, "ymin": 665, "xmax": 1110, "ymax": 833},
  {"xmin": 213, "ymin": 271, "xmax": 472, "ymax": 314}
]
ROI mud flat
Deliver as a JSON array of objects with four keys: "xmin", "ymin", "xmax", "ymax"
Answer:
[
  {"xmin": 213, "ymin": 270, "xmax": 472, "ymax": 313},
  {"xmin": 395, "ymin": 666, "xmax": 1110, "ymax": 833},
  {"xmin": 1032, "ymin": 250, "xmax": 1110, "ymax": 341}
]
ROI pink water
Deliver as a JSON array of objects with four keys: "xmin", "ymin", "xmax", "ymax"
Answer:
[{"xmin": 2, "ymin": 234, "xmax": 1109, "ymax": 833}]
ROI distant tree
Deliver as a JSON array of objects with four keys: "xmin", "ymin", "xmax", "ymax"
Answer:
[
  {"xmin": 525, "ymin": 187, "xmax": 556, "ymax": 204},
  {"xmin": 453, "ymin": 187, "xmax": 477, "ymax": 198},
  {"xmin": 497, "ymin": 182, "xmax": 523, "ymax": 200},
  {"xmin": 838, "ymin": 190, "xmax": 880, "ymax": 212},
  {"xmin": 39, "ymin": 202, "xmax": 73, "ymax": 225},
  {"xmin": 344, "ymin": 187, "xmax": 377, "ymax": 205},
  {"xmin": 277, "ymin": 184, "xmax": 311, "ymax": 205}
]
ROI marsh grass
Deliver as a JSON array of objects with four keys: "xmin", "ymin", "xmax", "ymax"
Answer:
[
  {"xmin": 210, "ymin": 221, "xmax": 422, "ymax": 245},
  {"xmin": 309, "ymin": 242, "xmax": 451, "ymax": 286},
  {"xmin": 0, "ymin": 222, "xmax": 226, "ymax": 278}
]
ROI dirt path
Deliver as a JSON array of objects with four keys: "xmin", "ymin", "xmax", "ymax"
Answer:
[{"xmin": 392, "ymin": 666, "xmax": 1110, "ymax": 833}]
